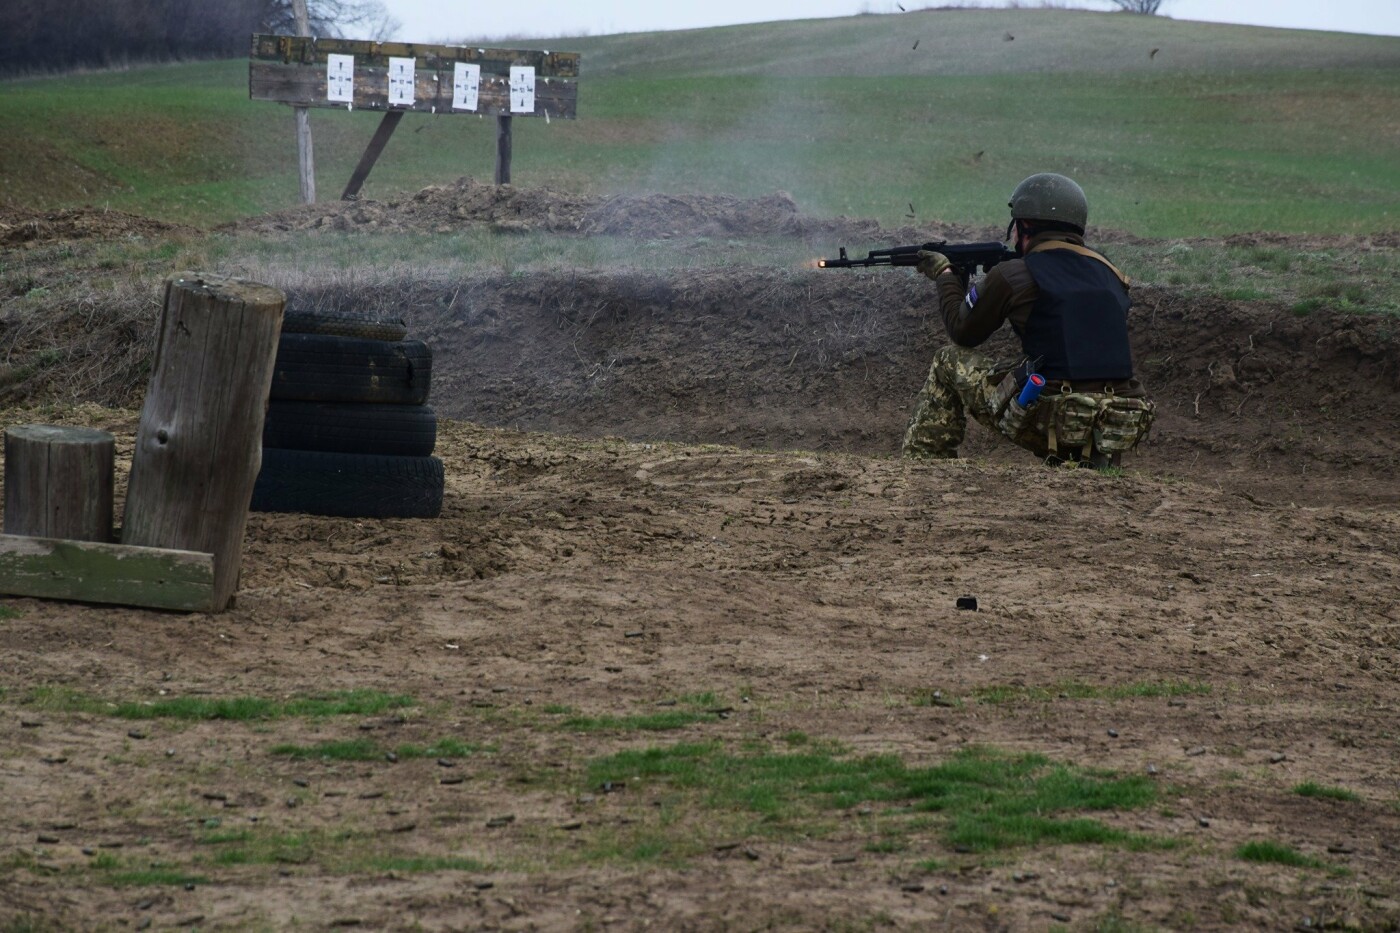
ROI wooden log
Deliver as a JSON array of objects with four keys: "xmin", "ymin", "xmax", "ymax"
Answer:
[
  {"xmin": 3, "ymin": 425, "xmax": 114, "ymax": 542},
  {"xmin": 0, "ymin": 534, "xmax": 215, "ymax": 613},
  {"xmin": 121, "ymin": 273, "xmax": 285, "ymax": 612}
]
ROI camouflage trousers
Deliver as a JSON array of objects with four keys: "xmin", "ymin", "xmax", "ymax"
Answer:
[
  {"xmin": 901, "ymin": 346, "xmax": 1155, "ymax": 461},
  {"xmin": 901, "ymin": 346, "xmax": 1011, "ymax": 459}
]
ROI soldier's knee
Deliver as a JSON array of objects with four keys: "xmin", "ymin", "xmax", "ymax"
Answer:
[{"xmin": 931, "ymin": 345, "xmax": 963, "ymax": 368}]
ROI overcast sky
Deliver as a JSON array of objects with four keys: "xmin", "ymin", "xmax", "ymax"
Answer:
[{"xmin": 386, "ymin": 1, "xmax": 1400, "ymax": 42}]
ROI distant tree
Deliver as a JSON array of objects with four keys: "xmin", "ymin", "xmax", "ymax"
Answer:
[
  {"xmin": 255, "ymin": 0, "xmax": 399, "ymax": 40},
  {"xmin": 0, "ymin": 0, "xmax": 399, "ymax": 76},
  {"xmin": 1105, "ymin": 0, "xmax": 1168, "ymax": 12}
]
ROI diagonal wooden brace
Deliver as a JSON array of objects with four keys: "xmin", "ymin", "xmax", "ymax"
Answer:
[{"xmin": 342, "ymin": 110, "xmax": 405, "ymax": 200}]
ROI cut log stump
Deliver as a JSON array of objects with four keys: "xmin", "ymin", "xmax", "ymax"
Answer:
[
  {"xmin": 3, "ymin": 425, "xmax": 115, "ymax": 542},
  {"xmin": 122, "ymin": 272, "xmax": 285, "ymax": 612}
]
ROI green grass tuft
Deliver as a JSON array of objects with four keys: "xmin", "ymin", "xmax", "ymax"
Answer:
[
  {"xmin": 561, "ymin": 693, "xmax": 728, "ymax": 732},
  {"xmin": 585, "ymin": 743, "xmax": 1162, "ymax": 859},
  {"xmin": 1236, "ymin": 840, "xmax": 1327, "ymax": 869},
  {"xmin": 106, "ymin": 868, "xmax": 211, "ymax": 887},
  {"xmin": 269, "ymin": 738, "xmax": 380, "ymax": 761},
  {"xmin": 196, "ymin": 827, "xmax": 485, "ymax": 875},
  {"xmin": 86, "ymin": 852, "xmax": 209, "ymax": 887},
  {"xmin": 1292, "ymin": 782, "xmax": 1360, "ymax": 802},
  {"xmin": 270, "ymin": 737, "xmax": 481, "ymax": 761}
]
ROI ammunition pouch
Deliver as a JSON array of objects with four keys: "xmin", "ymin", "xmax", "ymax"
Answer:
[{"xmin": 1044, "ymin": 391, "xmax": 1155, "ymax": 456}]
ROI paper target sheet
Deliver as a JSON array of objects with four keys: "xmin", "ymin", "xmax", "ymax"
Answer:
[
  {"xmin": 510, "ymin": 66, "xmax": 536, "ymax": 113},
  {"xmin": 453, "ymin": 63, "xmax": 481, "ymax": 111},
  {"xmin": 327, "ymin": 54, "xmax": 354, "ymax": 103},
  {"xmin": 388, "ymin": 57, "xmax": 415, "ymax": 106}
]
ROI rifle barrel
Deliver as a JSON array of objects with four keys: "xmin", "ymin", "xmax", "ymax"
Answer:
[{"xmin": 816, "ymin": 241, "xmax": 1016, "ymax": 273}]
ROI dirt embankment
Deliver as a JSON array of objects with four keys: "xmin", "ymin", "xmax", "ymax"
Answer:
[
  {"xmin": 281, "ymin": 268, "xmax": 1399, "ymax": 509},
  {"xmin": 219, "ymin": 176, "xmax": 984, "ymax": 244},
  {"xmin": 0, "ymin": 206, "xmax": 199, "ymax": 247},
  {"xmin": 6, "ymin": 179, "xmax": 1399, "ymax": 507}
]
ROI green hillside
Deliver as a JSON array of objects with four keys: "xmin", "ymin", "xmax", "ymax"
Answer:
[
  {"xmin": 1, "ymin": 10, "xmax": 1397, "ymax": 236},
  {"xmin": 561, "ymin": 9, "xmax": 1400, "ymax": 77}
]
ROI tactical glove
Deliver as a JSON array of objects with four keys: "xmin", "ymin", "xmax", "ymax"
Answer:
[{"xmin": 916, "ymin": 250, "xmax": 952, "ymax": 281}]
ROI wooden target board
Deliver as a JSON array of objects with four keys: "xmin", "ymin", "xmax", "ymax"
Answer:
[{"xmin": 249, "ymin": 35, "xmax": 580, "ymax": 119}]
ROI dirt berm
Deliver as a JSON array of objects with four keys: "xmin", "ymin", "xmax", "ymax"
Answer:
[{"xmin": 57, "ymin": 175, "xmax": 1400, "ymax": 508}]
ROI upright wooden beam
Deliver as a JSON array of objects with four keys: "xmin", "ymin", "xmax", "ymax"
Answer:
[
  {"xmin": 495, "ymin": 115, "xmax": 513, "ymax": 185},
  {"xmin": 341, "ymin": 110, "xmax": 404, "ymax": 200},
  {"xmin": 292, "ymin": 0, "xmax": 315, "ymax": 204},
  {"xmin": 121, "ymin": 273, "xmax": 285, "ymax": 612},
  {"xmin": 3, "ymin": 425, "xmax": 114, "ymax": 543},
  {"xmin": 296, "ymin": 109, "xmax": 316, "ymax": 204}
]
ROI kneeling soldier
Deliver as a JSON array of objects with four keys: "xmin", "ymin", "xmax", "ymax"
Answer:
[{"xmin": 902, "ymin": 172, "xmax": 1154, "ymax": 467}]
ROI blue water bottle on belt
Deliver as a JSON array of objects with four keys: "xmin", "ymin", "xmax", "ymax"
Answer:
[{"xmin": 1017, "ymin": 373, "xmax": 1046, "ymax": 408}]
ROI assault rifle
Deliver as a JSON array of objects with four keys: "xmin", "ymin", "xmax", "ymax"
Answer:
[{"xmin": 816, "ymin": 241, "xmax": 1017, "ymax": 275}]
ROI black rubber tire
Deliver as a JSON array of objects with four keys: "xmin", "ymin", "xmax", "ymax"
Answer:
[
  {"xmin": 270, "ymin": 334, "xmax": 432, "ymax": 405},
  {"xmin": 251, "ymin": 449, "xmax": 444, "ymax": 519},
  {"xmin": 282, "ymin": 309, "xmax": 408, "ymax": 342},
  {"xmin": 263, "ymin": 401, "xmax": 437, "ymax": 457}
]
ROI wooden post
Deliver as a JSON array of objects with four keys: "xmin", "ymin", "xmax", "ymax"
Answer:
[
  {"xmin": 296, "ymin": 109, "xmax": 316, "ymax": 204},
  {"xmin": 293, "ymin": 0, "xmax": 315, "ymax": 204},
  {"xmin": 3, "ymin": 425, "xmax": 114, "ymax": 543},
  {"xmin": 342, "ymin": 110, "xmax": 404, "ymax": 200},
  {"xmin": 121, "ymin": 273, "xmax": 285, "ymax": 612},
  {"xmin": 495, "ymin": 114, "xmax": 513, "ymax": 185}
]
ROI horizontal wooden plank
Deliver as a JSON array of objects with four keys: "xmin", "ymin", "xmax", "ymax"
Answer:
[
  {"xmin": 249, "ymin": 61, "xmax": 578, "ymax": 118},
  {"xmin": 0, "ymin": 534, "xmax": 216, "ymax": 613},
  {"xmin": 250, "ymin": 34, "xmax": 580, "ymax": 78}
]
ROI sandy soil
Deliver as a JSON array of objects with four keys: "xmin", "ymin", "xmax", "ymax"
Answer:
[{"xmin": 1, "ymin": 185, "xmax": 1398, "ymax": 931}]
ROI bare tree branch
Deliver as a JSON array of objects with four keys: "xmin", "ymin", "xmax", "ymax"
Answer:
[
  {"xmin": 258, "ymin": 0, "xmax": 399, "ymax": 39},
  {"xmin": 0, "ymin": 0, "xmax": 400, "ymax": 75},
  {"xmin": 1104, "ymin": 0, "xmax": 1168, "ymax": 13}
]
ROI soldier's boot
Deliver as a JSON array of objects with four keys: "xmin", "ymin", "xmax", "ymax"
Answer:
[{"xmin": 1086, "ymin": 450, "xmax": 1120, "ymax": 470}]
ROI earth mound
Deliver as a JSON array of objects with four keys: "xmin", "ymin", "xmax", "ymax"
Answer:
[
  {"xmin": 0, "ymin": 207, "xmax": 198, "ymax": 246},
  {"xmin": 221, "ymin": 176, "xmax": 986, "ymax": 244}
]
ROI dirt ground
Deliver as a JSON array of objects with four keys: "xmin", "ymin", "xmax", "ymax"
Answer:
[{"xmin": 1, "ymin": 185, "xmax": 1398, "ymax": 931}]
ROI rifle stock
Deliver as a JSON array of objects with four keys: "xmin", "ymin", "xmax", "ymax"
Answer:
[{"xmin": 817, "ymin": 241, "xmax": 1016, "ymax": 275}]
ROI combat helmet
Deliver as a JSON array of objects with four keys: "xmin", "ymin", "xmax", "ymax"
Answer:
[{"xmin": 1008, "ymin": 173, "xmax": 1088, "ymax": 231}]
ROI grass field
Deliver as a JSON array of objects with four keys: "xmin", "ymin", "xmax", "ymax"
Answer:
[{"xmin": 1, "ymin": 10, "xmax": 1397, "ymax": 236}]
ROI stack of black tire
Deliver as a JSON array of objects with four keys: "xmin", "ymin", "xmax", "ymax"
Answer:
[{"xmin": 251, "ymin": 310, "xmax": 444, "ymax": 519}]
